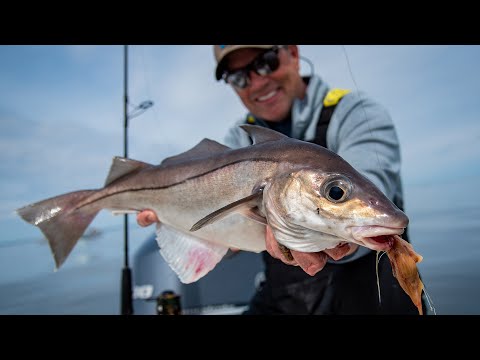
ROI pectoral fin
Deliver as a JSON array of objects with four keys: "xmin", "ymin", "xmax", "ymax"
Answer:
[
  {"xmin": 190, "ymin": 189, "xmax": 264, "ymax": 232},
  {"xmin": 155, "ymin": 224, "xmax": 229, "ymax": 284},
  {"xmin": 239, "ymin": 207, "xmax": 267, "ymax": 225}
]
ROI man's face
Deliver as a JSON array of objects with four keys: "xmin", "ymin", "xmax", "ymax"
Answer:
[{"xmin": 225, "ymin": 46, "xmax": 305, "ymax": 122}]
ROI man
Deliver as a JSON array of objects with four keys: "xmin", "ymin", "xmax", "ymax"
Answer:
[{"xmin": 138, "ymin": 45, "xmax": 426, "ymax": 315}]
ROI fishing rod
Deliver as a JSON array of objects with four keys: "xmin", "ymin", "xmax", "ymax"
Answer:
[
  {"xmin": 121, "ymin": 45, "xmax": 155, "ymax": 315},
  {"xmin": 121, "ymin": 44, "xmax": 133, "ymax": 315}
]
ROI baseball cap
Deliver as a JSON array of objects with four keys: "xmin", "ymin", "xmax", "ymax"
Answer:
[{"xmin": 213, "ymin": 45, "xmax": 275, "ymax": 81}]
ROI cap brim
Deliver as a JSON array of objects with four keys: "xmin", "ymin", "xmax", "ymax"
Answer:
[
  {"xmin": 215, "ymin": 45, "xmax": 275, "ymax": 81},
  {"xmin": 215, "ymin": 58, "xmax": 228, "ymax": 80}
]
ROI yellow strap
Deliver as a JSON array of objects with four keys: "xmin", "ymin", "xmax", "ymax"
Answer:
[{"xmin": 323, "ymin": 88, "xmax": 351, "ymax": 107}]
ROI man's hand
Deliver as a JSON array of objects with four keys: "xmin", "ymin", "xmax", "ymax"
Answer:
[
  {"xmin": 264, "ymin": 225, "xmax": 359, "ymax": 276},
  {"xmin": 136, "ymin": 210, "xmax": 358, "ymax": 276},
  {"xmin": 137, "ymin": 209, "xmax": 159, "ymax": 227}
]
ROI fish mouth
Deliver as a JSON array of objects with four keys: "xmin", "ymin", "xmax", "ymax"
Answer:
[{"xmin": 350, "ymin": 226, "xmax": 405, "ymax": 251}]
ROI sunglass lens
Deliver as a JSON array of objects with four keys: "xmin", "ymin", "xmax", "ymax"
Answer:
[
  {"xmin": 227, "ymin": 71, "xmax": 248, "ymax": 88},
  {"xmin": 266, "ymin": 50, "xmax": 280, "ymax": 71},
  {"xmin": 255, "ymin": 50, "xmax": 280, "ymax": 76},
  {"xmin": 224, "ymin": 47, "xmax": 282, "ymax": 89}
]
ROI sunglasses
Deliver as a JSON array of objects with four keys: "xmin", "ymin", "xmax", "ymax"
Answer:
[{"xmin": 221, "ymin": 45, "xmax": 286, "ymax": 89}]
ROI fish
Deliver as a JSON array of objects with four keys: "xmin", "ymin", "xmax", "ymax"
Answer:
[{"xmin": 16, "ymin": 125, "xmax": 423, "ymax": 312}]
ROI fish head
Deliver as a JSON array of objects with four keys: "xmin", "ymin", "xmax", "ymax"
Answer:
[{"xmin": 264, "ymin": 168, "xmax": 409, "ymax": 253}]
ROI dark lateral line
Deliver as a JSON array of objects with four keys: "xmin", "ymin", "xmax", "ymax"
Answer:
[{"xmin": 78, "ymin": 158, "xmax": 279, "ymax": 209}]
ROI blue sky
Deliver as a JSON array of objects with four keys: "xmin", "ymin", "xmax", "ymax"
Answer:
[{"xmin": 1, "ymin": 45, "xmax": 480, "ymax": 287}]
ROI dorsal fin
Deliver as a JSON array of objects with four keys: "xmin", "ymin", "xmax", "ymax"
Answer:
[
  {"xmin": 105, "ymin": 157, "xmax": 151, "ymax": 186},
  {"xmin": 161, "ymin": 138, "xmax": 230, "ymax": 166},
  {"xmin": 240, "ymin": 124, "xmax": 288, "ymax": 144}
]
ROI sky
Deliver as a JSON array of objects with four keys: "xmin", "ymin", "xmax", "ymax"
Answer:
[{"xmin": 1, "ymin": 45, "xmax": 480, "ymax": 312}]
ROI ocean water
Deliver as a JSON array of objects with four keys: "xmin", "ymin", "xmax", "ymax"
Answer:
[
  {"xmin": 0, "ymin": 230, "xmax": 125, "ymax": 315},
  {"xmin": 1, "ymin": 180, "xmax": 480, "ymax": 315},
  {"xmin": 407, "ymin": 208, "xmax": 480, "ymax": 315}
]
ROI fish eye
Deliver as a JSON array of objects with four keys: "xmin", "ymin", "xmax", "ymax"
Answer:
[
  {"xmin": 322, "ymin": 175, "xmax": 352, "ymax": 203},
  {"xmin": 328, "ymin": 186, "xmax": 344, "ymax": 200}
]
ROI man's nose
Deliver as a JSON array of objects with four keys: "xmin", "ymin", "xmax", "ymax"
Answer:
[{"xmin": 248, "ymin": 70, "xmax": 269, "ymax": 88}]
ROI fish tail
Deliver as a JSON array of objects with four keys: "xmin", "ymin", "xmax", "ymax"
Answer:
[{"xmin": 16, "ymin": 190, "xmax": 100, "ymax": 269}]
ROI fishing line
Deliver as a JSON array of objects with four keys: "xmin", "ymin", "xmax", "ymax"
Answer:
[
  {"xmin": 139, "ymin": 46, "xmax": 154, "ymax": 112},
  {"xmin": 422, "ymin": 284, "xmax": 437, "ymax": 315},
  {"xmin": 300, "ymin": 55, "xmax": 315, "ymax": 78},
  {"xmin": 136, "ymin": 45, "xmax": 160, "ymax": 129},
  {"xmin": 375, "ymin": 251, "xmax": 387, "ymax": 304},
  {"xmin": 342, "ymin": 46, "xmax": 391, "ymax": 307},
  {"xmin": 341, "ymin": 45, "xmax": 382, "ymax": 172},
  {"xmin": 342, "ymin": 48, "xmax": 434, "ymax": 314}
]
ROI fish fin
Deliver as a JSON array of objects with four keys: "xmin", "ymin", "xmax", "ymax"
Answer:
[
  {"xmin": 161, "ymin": 139, "xmax": 230, "ymax": 166},
  {"xmin": 239, "ymin": 124, "xmax": 288, "ymax": 144},
  {"xmin": 240, "ymin": 207, "xmax": 267, "ymax": 225},
  {"xmin": 16, "ymin": 190, "xmax": 100, "ymax": 269},
  {"xmin": 105, "ymin": 157, "xmax": 152, "ymax": 186},
  {"xmin": 155, "ymin": 224, "xmax": 229, "ymax": 284},
  {"xmin": 190, "ymin": 190, "xmax": 263, "ymax": 232}
]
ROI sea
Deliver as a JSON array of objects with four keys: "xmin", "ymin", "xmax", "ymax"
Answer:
[{"xmin": 1, "ymin": 178, "xmax": 479, "ymax": 315}]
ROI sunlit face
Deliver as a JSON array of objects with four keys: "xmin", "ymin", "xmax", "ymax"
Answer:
[{"xmin": 224, "ymin": 46, "xmax": 306, "ymax": 122}]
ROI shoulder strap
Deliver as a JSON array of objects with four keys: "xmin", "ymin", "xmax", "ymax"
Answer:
[
  {"xmin": 310, "ymin": 88, "xmax": 351, "ymax": 148},
  {"xmin": 246, "ymin": 114, "xmax": 256, "ymax": 124},
  {"xmin": 314, "ymin": 88, "xmax": 410, "ymax": 242},
  {"xmin": 245, "ymin": 88, "xmax": 351, "ymax": 147}
]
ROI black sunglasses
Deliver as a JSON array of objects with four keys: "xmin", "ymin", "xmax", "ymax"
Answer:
[{"xmin": 221, "ymin": 45, "xmax": 286, "ymax": 89}]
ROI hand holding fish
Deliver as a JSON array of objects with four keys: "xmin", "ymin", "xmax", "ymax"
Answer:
[
  {"xmin": 137, "ymin": 210, "xmax": 159, "ymax": 227},
  {"xmin": 137, "ymin": 209, "xmax": 358, "ymax": 276},
  {"xmin": 265, "ymin": 225, "xmax": 360, "ymax": 274}
]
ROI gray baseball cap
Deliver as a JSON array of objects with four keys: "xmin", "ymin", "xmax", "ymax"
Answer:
[{"xmin": 213, "ymin": 45, "xmax": 275, "ymax": 80}]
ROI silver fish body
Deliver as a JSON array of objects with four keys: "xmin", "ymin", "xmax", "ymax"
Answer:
[{"xmin": 17, "ymin": 125, "xmax": 408, "ymax": 283}]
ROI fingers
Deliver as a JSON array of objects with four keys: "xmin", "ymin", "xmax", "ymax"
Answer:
[
  {"xmin": 265, "ymin": 225, "xmax": 328, "ymax": 275},
  {"xmin": 264, "ymin": 225, "xmax": 357, "ymax": 276},
  {"xmin": 346, "ymin": 243, "xmax": 360, "ymax": 256},
  {"xmin": 265, "ymin": 226, "xmax": 297, "ymax": 266},
  {"xmin": 278, "ymin": 243, "xmax": 294, "ymax": 261},
  {"xmin": 292, "ymin": 244, "xmax": 359, "ymax": 275},
  {"xmin": 137, "ymin": 210, "xmax": 159, "ymax": 227},
  {"xmin": 290, "ymin": 250, "xmax": 328, "ymax": 276},
  {"xmin": 265, "ymin": 225, "xmax": 327, "ymax": 274},
  {"xmin": 324, "ymin": 243, "xmax": 354, "ymax": 260},
  {"xmin": 324, "ymin": 243, "xmax": 360, "ymax": 260}
]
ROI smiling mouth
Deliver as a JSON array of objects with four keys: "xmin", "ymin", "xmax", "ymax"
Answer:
[{"xmin": 256, "ymin": 89, "xmax": 277, "ymax": 102}]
